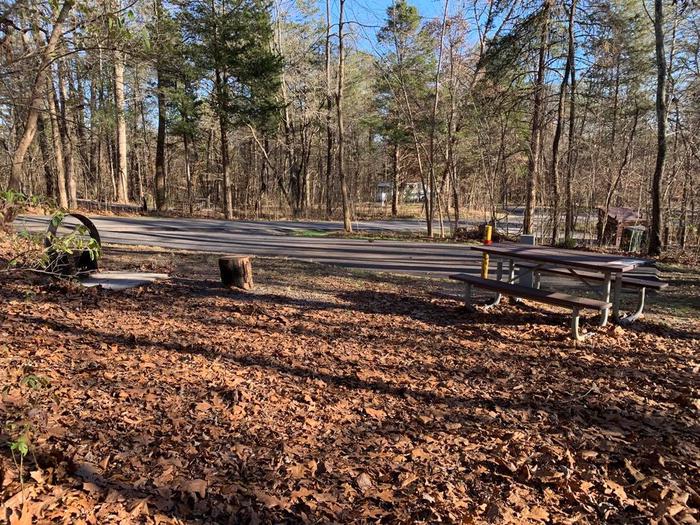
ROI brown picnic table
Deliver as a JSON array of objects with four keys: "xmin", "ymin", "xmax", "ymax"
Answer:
[{"xmin": 450, "ymin": 243, "xmax": 664, "ymax": 339}]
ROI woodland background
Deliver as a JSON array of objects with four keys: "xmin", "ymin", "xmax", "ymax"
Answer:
[{"xmin": 1, "ymin": 0, "xmax": 699, "ymax": 254}]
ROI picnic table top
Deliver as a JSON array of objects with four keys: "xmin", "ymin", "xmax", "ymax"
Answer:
[{"xmin": 471, "ymin": 243, "xmax": 650, "ymax": 273}]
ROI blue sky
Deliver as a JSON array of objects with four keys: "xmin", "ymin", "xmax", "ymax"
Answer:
[
  {"xmin": 316, "ymin": 0, "xmax": 452, "ymax": 53},
  {"xmin": 342, "ymin": 0, "xmax": 446, "ymax": 27}
]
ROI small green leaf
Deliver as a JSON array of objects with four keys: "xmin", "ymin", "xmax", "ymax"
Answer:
[{"xmin": 10, "ymin": 436, "xmax": 29, "ymax": 457}]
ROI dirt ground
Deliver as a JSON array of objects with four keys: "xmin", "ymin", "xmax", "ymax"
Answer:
[{"xmin": 1, "ymin": 245, "xmax": 699, "ymax": 524}]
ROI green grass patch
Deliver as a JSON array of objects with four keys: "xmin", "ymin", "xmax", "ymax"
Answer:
[{"xmin": 289, "ymin": 229, "xmax": 332, "ymax": 238}]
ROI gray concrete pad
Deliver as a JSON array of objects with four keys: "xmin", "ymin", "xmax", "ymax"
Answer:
[{"xmin": 80, "ymin": 271, "xmax": 169, "ymax": 290}]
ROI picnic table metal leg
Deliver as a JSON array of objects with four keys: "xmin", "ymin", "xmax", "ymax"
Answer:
[
  {"xmin": 612, "ymin": 273, "xmax": 623, "ymax": 321},
  {"xmin": 463, "ymin": 282, "xmax": 475, "ymax": 311},
  {"xmin": 571, "ymin": 307, "xmax": 582, "ymax": 341},
  {"xmin": 620, "ymin": 287, "xmax": 646, "ymax": 324},
  {"xmin": 599, "ymin": 272, "xmax": 612, "ymax": 327},
  {"xmin": 571, "ymin": 308, "xmax": 594, "ymax": 340},
  {"xmin": 483, "ymin": 260, "xmax": 502, "ymax": 308},
  {"xmin": 484, "ymin": 291, "xmax": 502, "ymax": 308},
  {"xmin": 508, "ymin": 258, "xmax": 525, "ymax": 304}
]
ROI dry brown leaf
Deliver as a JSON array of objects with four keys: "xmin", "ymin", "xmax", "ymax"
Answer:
[
  {"xmin": 605, "ymin": 479, "xmax": 631, "ymax": 504},
  {"xmin": 11, "ymin": 502, "xmax": 34, "ymax": 525},
  {"xmin": 624, "ymin": 459, "xmax": 645, "ymax": 482},
  {"xmin": 524, "ymin": 506, "xmax": 550, "ymax": 521},
  {"xmin": 82, "ymin": 481, "xmax": 101, "ymax": 493},
  {"xmin": 375, "ymin": 489, "xmax": 395, "ymax": 503},
  {"xmin": 29, "ymin": 470, "xmax": 44, "ymax": 485},
  {"xmin": 355, "ymin": 472, "xmax": 373, "ymax": 493},
  {"xmin": 399, "ymin": 472, "xmax": 419, "ymax": 489},
  {"xmin": 364, "ymin": 407, "xmax": 386, "ymax": 420},
  {"xmin": 410, "ymin": 447, "xmax": 430, "ymax": 460},
  {"xmin": 290, "ymin": 487, "xmax": 313, "ymax": 502},
  {"xmin": 253, "ymin": 489, "xmax": 286, "ymax": 508},
  {"xmin": 180, "ymin": 479, "xmax": 207, "ymax": 499},
  {"xmin": 287, "ymin": 464, "xmax": 306, "ymax": 479},
  {"xmin": 130, "ymin": 498, "xmax": 150, "ymax": 517}
]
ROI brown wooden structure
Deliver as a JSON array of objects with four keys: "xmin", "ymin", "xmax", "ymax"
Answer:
[{"xmin": 597, "ymin": 207, "xmax": 642, "ymax": 247}]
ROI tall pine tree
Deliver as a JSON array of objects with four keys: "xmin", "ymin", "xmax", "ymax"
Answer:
[{"xmin": 179, "ymin": 0, "xmax": 282, "ymax": 219}]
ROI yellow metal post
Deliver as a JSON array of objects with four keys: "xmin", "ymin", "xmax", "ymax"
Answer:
[{"xmin": 481, "ymin": 225, "xmax": 492, "ymax": 278}]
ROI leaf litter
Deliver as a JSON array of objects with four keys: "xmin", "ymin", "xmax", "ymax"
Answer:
[{"xmin": 0, "ymin": 246, "xmax": 698, "ymax": 524}]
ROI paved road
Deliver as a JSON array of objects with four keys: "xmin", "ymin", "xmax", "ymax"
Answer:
[
  {"xmin": 18, "ymin": 214, "xmax": 656, "ymax": 286},
  {"xmin": 18, "ymin": 215, "xmax": 483, "ymax": 275}
]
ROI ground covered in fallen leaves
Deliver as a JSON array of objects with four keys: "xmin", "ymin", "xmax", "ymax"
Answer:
[{"xmin": 1, "ymin": 245, "xmax": 699, "ymax": 524}]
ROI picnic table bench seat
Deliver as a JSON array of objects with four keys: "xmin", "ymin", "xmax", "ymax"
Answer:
[
  {"xmin": 449, "ymin": 273, "xmax": 611, "ymax": 341},
  {"xmin": 515, "ymin": 262, "xmax": 667, "ymax": 322},
  {"xmin": 516, "ymin": 262, "xmax": 668, "ymax": 290}
]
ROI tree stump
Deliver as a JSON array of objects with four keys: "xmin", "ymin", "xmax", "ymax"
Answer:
[{"xmin": 219, "ymin": 256, "xmax": 254, "ymax": 290}]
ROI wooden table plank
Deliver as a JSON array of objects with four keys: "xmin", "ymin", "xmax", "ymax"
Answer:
[{"xmin": 471, "ymin": 243, "xmax": 650, "ymax": 273}]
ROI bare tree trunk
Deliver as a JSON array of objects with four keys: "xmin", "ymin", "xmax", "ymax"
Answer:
[
  {"xmin": 155, "ymin": 65, "xmax": 167, "ymax": 210},
  {"xmin": 8, "ymin": 0, "xmax": 74, "ymax": 191},
  {"xmin": 71, "ymin": 48, "xmax": 89, "ymax": 183},
  {"xmin": 391, "ymin": 143, "xmax": 399, "ymax": 217},
  {"xmin": 302, "ymin": 124, "xmax": 312, "ymax": 211},
  {"xmin": 446, "ymin": 35, "xmax": 459, "ymax": 233},
  {"xmin": 136, "ymin": 73, "xmax": 149, "ymax": 202},
  {"xmin": 451, "ymin": 165, "xmax": 460, "ymax": 232},
  {"xmin": 114, "ymin": 48, "xmax": 129, "ymax": 203},
  {"xmin": 36, "ymin": 109, "xmax": 55, "ymax": 198},
  {"xmin": 324, "ymin": 0, "xmax": 334, "ymax": 219},
  {"xmin": 564, "ymin": 0, "xmax": 577, "ymax": 242},
  {"xmin": 58, "ymin": 59, "xmax": 78, "ymax": 207},
  {"xmin": 524, "ymin": 0, "xmax": 551, "ymax": 235},
  {"xmin": 216, "ymin": 66, "xmax": 234, "ymax": 219},
  {"xmin": 220, "ymin": 117, "xmax": 233, "ymax": 219},
  {"xmin": 427, "ymin": 0, "xmax": 449, "ymax": 238},
  {"xmin": 679, "ymin": 167, "xmax": 689, "ymax": 248},
  {"xmin": 649, "ymin": 0, "xmax": 667, "ymax": 256},
  {"xmin": 88, "ymin": 61, "xmax": 99, "ymax": 195},
  {"xmin": 184, "ymin": 134, "xmax": 193, "ymax": 214},
  {"xmin": 107, "ymin": 136, "xmax": 117, "ymax": 200},
  {"xmin": 549, "ymin": 0, "xmax": 575, "ymax": 245},
  {"xmin": 47, "ymin": 74, "xmax": 68, "ymax": 208},
  {"xmin": 336, "ymin": 0, "xmax": 352, "ymax": 232},
  {"xmin": 153, "ymin": 0, "xmax": 168, "ymax": 210}
]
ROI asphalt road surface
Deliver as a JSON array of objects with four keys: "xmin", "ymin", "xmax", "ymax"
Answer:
[{"xmin": 18, "ymin": 215, "xmax": 483, "ymax": 276}]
